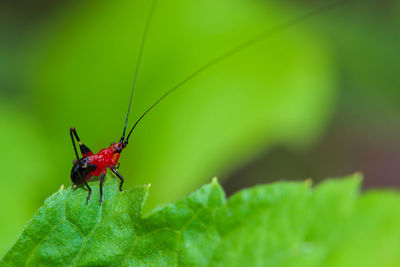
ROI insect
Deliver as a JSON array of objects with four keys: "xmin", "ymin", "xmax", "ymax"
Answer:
[{"xmin": 70, "ymin": 0, "xmax": 346, "ymax": 204}]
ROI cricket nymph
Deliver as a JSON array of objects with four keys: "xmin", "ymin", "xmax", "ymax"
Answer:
[{"xmin": 69, "ymin": 127, "xmax": 126, "ymax": 205}]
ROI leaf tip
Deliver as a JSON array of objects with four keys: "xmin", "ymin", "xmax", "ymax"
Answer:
[
  {"xmin": 211, "ymin": 177, "xmax": 223, "ymax": 190},
  {"xmin": 304, "ymin": 178, "xmax": 313, "ymax": 187},
  {"xmin": 352, "ymin": 171, "xmax": 364, "ymax": 181},
  {"xmin": 58, "ymin": 184, "xmax": 65, "ymax": 192},
  {"xmin": 211, "ymin": 177, "xmax": 219, "ymax": 184}
]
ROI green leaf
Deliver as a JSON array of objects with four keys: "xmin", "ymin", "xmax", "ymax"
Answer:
[{"xmin": 3, "ymin": 174, "xmax": 400, "ymax": 266}]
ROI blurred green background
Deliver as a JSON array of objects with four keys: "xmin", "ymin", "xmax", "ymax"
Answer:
[{"xmin": 0, "ymin": 0, "xmax": 399, "ymax": 257}]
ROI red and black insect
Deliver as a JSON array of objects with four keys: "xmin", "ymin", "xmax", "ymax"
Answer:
[{"xmin": 69, "ymin": 0, "xmax": 345, "ymax": 204}]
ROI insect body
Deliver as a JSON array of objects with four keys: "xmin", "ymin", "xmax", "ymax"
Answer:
[
  {"xmin": 69, "ymin": 0, "xmax": 345, "ymax": 204},
  {"xmin": 70, "ymin": 127, "xmax": 125, "ymax": 204}
]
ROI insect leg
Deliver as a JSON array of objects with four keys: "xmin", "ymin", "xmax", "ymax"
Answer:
[
  {"xmin": 70, "ymin": 127, "xmax": 81, "ymax": 160},
  {"xmin": 77, "ymin": 172, "xmax": 92, "ymax": 204},
  {"xmin": 70, "ymin": 127, "xmax": 93, "ymax": 157},
  {"xmin": 70, "ymin": 128, "xmax": 93, "ymax": 203},
  {"xmin": 110, "ymin": 167, "xmax": 124, "ymax": 192},
  {"xmin": 99, "ymin": 172, "xmax": 106, "ymax": 205}
]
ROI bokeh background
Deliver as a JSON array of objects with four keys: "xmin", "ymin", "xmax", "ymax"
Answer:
[{"xmin": 0, "ymin": 0, "xmax": 399, "ymax": 257}]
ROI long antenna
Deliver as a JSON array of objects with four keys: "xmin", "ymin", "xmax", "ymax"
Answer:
[
  {"xmin": 120, "ymin": 0, "xmax": 158, "ymax": 143},
  {"xmin": 123, "ymin": 0, "xmax": 346, "ymax": 146}
]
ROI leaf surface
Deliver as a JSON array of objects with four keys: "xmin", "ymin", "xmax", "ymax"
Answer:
[{"xmin": 2, "ymin": 174, "xmax": 400, "ymax": 266}]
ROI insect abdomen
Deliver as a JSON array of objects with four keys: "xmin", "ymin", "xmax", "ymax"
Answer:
[{"xmin": 70, "ymin": 157, "xmax": 97, "ymax": 185}]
